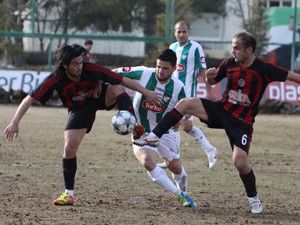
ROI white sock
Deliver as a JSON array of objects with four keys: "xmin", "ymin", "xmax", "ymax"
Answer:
[
  {"xmin": 172, "ymin": 166, "xmax": 188, "ymax": 192},
  {"xmin": 65, "ymin": 189, "xmax": 74, "ymax": 197},
  {"xmin": 147, "ymin": 166, "xmax": 181, "ymax": 195},
  {"xmin": 189, "ymin": 126, "xmax": 213, "ymax": 152}
]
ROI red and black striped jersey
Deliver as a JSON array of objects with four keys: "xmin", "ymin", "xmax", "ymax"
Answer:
[
  {"xmin": 29, "ymin": 63, "xmax": 123, "ymax": 109},
  {"xmin": 215, "ymin": 57, "xmax": 289, "ymax": 125}
]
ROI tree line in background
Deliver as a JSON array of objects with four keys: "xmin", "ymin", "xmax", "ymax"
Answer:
[{"xmin": 0, "ymin": 0, "xmax": 268, "ymax": 67}]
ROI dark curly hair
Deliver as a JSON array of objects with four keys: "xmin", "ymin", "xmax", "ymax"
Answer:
[{"xmin": 54, "ymin": 44, "xmax": 86, "ymax": 76}]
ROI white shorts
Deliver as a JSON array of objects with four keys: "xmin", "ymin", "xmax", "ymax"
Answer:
[{"xmin": 132, "ymin": 130, "xmax": 181, "ymax": 161}]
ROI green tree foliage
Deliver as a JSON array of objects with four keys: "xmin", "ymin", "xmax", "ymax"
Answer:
[
  {"xmin": 0, "ymin": 0, "xmax": 227, "ymax": 65},
  {"xmin": 176, "ymin": 0, "xmax": 226, "ymax": 20},
  {"xmin": 70, "ymin": 0, "xmax": 164, "ymax": 33},
  {"xmin": 70, "ymin": 0, "xmax": 164, "ymax": 54},
  {"xmin": 235, "ymin": 0, "xmax": 268, "ymax": 55},
  {"xmin": 0, "ymin": 0, "xmax": 26, "ymax": 65},
  {"xmin": 30, "ymin": 0, "xmax": 76, "ymax": 50}
]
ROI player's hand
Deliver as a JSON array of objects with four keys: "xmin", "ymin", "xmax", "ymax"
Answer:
[
  {"xmin": 205, "ymin": 67, "xmax": 218, "ymax": 84},
  {"xmin": 4, "ymin": 122, "xmax": 19, "ymax": 141},
  {"xmin": 144, "ymin": 91, "xmax": 163, "ymax": 106}
]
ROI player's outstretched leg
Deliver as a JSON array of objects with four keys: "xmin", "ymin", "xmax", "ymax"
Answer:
[{"xmin": 132, "ymin": 108, "xmax": 183, "ymax": 147}]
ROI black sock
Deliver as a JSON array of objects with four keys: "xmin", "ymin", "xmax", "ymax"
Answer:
[
  {"xmin": 63, "ymin": 157, "xmax": 77, "ymax": 190},
  {"xmin": 116, "ymin": 92, "xmax": 135, "ymax": 117},
  {"xmin": 239, "ymin": 169, "xmax": 257, "ymax": 197},
  {"xmin": 153, "ymin": 108, "xmax": 183, "ymax": 138}
]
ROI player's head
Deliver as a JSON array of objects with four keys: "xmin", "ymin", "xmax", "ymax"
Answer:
[
  {"xmin": 231, "ymin": 32, "xmax": 256, "ymax": 64},
  {"xmin": 155, "ymin": 49, "xmax": 177, "ymax": 83},
  {"xmin": 174, "ymin": 21, "xmax": 189, "ymax": 46},
  {"xmin": 55, "ymin": 44, "xmax": 86, "ymax": 79},
  {"xmin": 84, "ymin": 39, "xmax": 93, "ymax": 51},
  {"xmin": 233, "ymin": 32, "xmax": 256, "ymax": 52}
]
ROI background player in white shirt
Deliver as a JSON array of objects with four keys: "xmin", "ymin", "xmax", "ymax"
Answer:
[{"xmin": 168, "ymin": 21, "xmax": 218, "ymax": 170}]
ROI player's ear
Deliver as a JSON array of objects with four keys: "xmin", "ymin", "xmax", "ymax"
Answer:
[
  {"xmin": 63, "ymin": 64, "xmax": 68, "ymax": 69},
  {"xmin": 247, "ymin": 46, "xmax": 253, "ymax": 54}
]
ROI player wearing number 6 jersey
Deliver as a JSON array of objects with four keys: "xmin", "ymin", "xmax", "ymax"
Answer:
[
  {"xmin": 134, "ymin": 32, "xmax": 300, "ymax": 214},
  {"xmin": 114, "ymin": 49, "xmax": 197, "ymax": 208}
]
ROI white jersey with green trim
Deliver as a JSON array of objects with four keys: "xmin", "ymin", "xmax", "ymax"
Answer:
[
  {"xmin": 115, "ymin": 66, "xmax": 186, "ymax": 133},
  {"xmin": 169, "ymin": 40, "xmax": 206, "ymax": 97}
]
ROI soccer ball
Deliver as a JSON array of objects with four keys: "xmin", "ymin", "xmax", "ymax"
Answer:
[{"xmin": 111, "ymin": 110, "xmax": 136, "ymax": 135}]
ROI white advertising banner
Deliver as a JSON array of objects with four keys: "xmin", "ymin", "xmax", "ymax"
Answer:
[
  {"xmin": 0, "ymin": 70, "xmax": 51, "ymax": 93},
  {"xmin": 1, "ymin": 70, "xmax": 300, "ymax": 105}
]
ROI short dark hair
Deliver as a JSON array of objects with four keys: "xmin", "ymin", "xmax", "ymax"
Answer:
[
  {"xmin": 84, "ymin": 40, "xmax": 93, "ymax": 45},
  {"xmin": 233, "ymin": 32, "xmax": 257, "ymax": 52},
  {"xmin": 157, "ymin": 49, "xmax": 177, "ymax": 67},
  {"xmin": 55, "ymin": 43, "xmax": 86, "ymax": 76}
]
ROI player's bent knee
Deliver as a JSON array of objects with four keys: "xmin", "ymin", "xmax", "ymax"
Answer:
[
  {"xmin": 142, "ymin": 157, "xmax": 156, "ymax": 171},
  {"xmin": 176, "ymin": 98, "xmax": 201, "ymax": 115},
  {"xmin": 64, "ymin": 144, "xmax": 77, "ymax": 158},
  {"xmin": 168, "ymin": 160, "xmax": 182, "ymax": 174},
  {"xmin": 233, "ymin": 157, "xmax": 248, "ymax": 173},
  {"xmin": 176, "ymin": 98, "xmax": 191, "ymax": 113},
  {"xmin": 182, "ymin": 121, "xmax": 193, "ymax": 133},
  {"xmin": 64, "ymin": 138, "xmax": 81, "ymax": 157},
  {"xmin": 134, "ymin": 150, "xmax": 155, "ymax": 170}
]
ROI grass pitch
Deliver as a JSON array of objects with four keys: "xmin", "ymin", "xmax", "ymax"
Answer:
[{"xmin": 0, "ymin": 104, "xmax": 299, "ymax": 225}]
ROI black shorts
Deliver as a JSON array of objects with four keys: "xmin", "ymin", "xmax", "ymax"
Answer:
[
  {"xmin": 65, "ymin": 83, "xmax": 116, "ymax": 133},
  {"xmin": 200, "ymin": 98, "xmax": 253, "ymax": 153}
]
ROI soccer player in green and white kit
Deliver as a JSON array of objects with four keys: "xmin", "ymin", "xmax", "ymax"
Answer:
[
  {"xmin": 168, "ymin": 21, "xmax": 218, "ymax": 170},
  {"xmin": 114, "ymin": 49, "xmax": 197, "ymax": 208}
]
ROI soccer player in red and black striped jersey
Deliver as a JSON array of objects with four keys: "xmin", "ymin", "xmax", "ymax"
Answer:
[
  {"xmin": 4, "ymin": 43, "xmax": 160, "ymax": 206},
  {"xmin": 133, "ymin": 32, "xmax": 300, "ymax": 214}
]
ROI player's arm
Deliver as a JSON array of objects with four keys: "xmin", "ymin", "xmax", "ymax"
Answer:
[
  {"xmin": 205, "ymin": 67, "xmax": 219, "ymax": 85},
  {"xmin": 197, "ymin": 45, "xmax": 217, "ymax": 100},
  {"xmin": 4, "ymin": 95, "xmax": 35, "ymax": 140},
  {"xmin": 121, "ymin": 77, "xmax": 162, "ymax": 106},
  {"xmin": 286, "ymin": 71, "xmax": 300, "ymax": 83},
  {"xmin": 199, "ymin": 69, "xmax": 216, "ymax": 100},
  {"xmin": 94, "ymin": 65, "xmax": 161, "ymax": 105}
]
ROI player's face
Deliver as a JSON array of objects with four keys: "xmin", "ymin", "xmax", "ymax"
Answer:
[
  {"xmin": 155, "ymin": 59, "xmax": 176, "ymax": 83},
  {"xmin": 85, "ymin": 44, "xmax": 92, "ymax": 52},
  {"xmin": 174, "ymin": 24, "xmax": 189, "ymax": 46},
  {"xmin": 64, "ymin": 55, "xmax": 83, "ymax": 81},
  {"xmin": 231, "ymin": 37, "xmax": 252, "ymax": 64}
]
